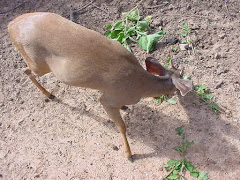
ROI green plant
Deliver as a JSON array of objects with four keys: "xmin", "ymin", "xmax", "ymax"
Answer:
[
  {"xmin": 163, "ymin": 127, "xmax": 210, "ymax": 180},
  {"xmin": 105, "ymin": 8, "xmax": 166, "ymax": 53},
  {"xmin": 194, "ymin": 85, "xmax": 213, "ymax": 102},
  {"xmin": 181, "ymin": 23, "xmax": 191, "ymax": 37},
  {"xmin": 194, "ymin": 84, "xmax": 221, "ymax": 114},
  {"xmin": 155, "ymin": 57, "xmax": 177, "ymax": 105},
  {"xmin": 172, "ymin": 46, "xmax": 178, "ymax": 51},
  {"xmin": 207, "ymin": 103, "xmax": 220, "ymax": 114}
]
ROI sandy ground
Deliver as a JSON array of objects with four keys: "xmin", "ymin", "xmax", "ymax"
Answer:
[{"xmin": 0, "ymin": 0, "xmax": 240, "ymax": 179}]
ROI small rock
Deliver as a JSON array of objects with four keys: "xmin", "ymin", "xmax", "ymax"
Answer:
[
  {"xmin": 168, "ymin": 4, "xmax": 174, "ymax": 10},
  {"xmin": 179, "ymin": 44, "xmax": 189, "ymax": 51},
  {"xmin": 166, "ymin": 38, "xmax": 178, "ymax": 45},
  {"xmin": 214, "ymin": 80, "xmax": 223, "ymax": 89},
  {"xmin": 215, "ymin": 53, "xmax": 221, "ymax": 59},
  {"xmin": 112, "ymin": 145, "xmax": 119, "ymax": 151},
  {"xmin": 187, "ymin": 5, "xmax": 191, "ymax": 10},
  {"xmin": 219, "ymin": 33, "xmax": 226, "ymax": 39}
]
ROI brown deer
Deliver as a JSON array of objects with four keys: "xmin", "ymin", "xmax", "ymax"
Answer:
[{"xmin": 8, "ymin": 12, "xmax": 193, "ymax": 160}]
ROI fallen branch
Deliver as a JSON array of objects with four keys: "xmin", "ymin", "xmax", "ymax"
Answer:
[
  {"xmin": 0, "ymin": 0, "xmax": 28, "ymax": 15},
  {"xmin": 223, "ymin": 0, "xmax": 232, "ymax": 20},
  {"xmin": 92, "ymin": 4, "xmax": 108, "ymax": 14}
]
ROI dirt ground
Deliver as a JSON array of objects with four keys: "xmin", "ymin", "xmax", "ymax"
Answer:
[{"xmin": 0, "ymin": 0, "xmax": 240, "ymax": 179}]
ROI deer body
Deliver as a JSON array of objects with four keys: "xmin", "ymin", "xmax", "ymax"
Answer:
[{"xmin": 8, "ymin": 12, "xmax": 192, "ymax": 159}]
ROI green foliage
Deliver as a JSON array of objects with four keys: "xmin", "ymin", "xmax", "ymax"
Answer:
[
  {"xmin": 155, "ymin": 95, "xmax": 168, "ymax": 104},
  {"xmin": 163, "ymin": 127, "xmax": 210, "ymax": 180},
  {"xmin": 194, "ymin": 84, "xmax": 221, "ymax": 114},
  {"xmin": 207, "ymin": 103, "xmax": 220, "ymax": 114},
  {"xmin": 172, "ymin": 45, "xmax": 178, "ymax": 51},
  {"xmin": 181, "ymin": 23, "xmax": 192, "ymax": 37},
  {"xmin": 122, "ymin": 9, "xmax": 140, "ymax": 21},
  {"xmin": 138, "ymin": 31, "xmax": 166, "ymax": 53},
  {"xmin": 105, "ymin": 8, "xmax": 166, "ymax": 53},
  {"xmin": 194, "ymin": 85, "xmax": 213, "ymax": 102}
]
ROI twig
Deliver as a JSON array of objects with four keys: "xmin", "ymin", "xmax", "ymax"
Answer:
[
  {"xmin": 0, "ymin": 0, "xmax": 28, "ymax": 15},
  {"xmin": 152, "ymin": 13, "xmax": 209, "ymax": 19},
  {"xmin": 223, "ymin": 0, "xmax": 232, "ymax": 20},
  {"xmin": 92, "ymin": 4, "xmax": 108, "ymax": 14},
  {"xmin": 70, "ymin": 0, "xmax": 95, "ymax": 22},
  {"xmin": 145, "ymin": 3, "xmax": 167, "ymax": 9},
  {"xmin": 161, "ymin": 163, "xmax": 182, "ymax": 180},
  {"xmin": 71, "ymin": 0, "xmax": 95, "ymax": 14}
]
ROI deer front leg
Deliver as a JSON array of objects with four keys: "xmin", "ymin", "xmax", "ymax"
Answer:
[
  {"xmin": 22, "ymin": 67, "xmax": 55, "ymax": 99},
  {"xmin": 100, "ymin": 96, "xmax": 132, "ymax": 159}
]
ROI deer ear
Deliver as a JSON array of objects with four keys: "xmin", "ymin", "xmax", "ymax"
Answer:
[
  {"xmin": 145, "ymin": 57, "xmax": 167, "ymax": 76},
  {"xmin": 172, "ymin": 77, "xmax": 193, "ymax": 96}
]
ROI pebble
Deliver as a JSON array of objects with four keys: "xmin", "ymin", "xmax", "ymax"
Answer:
[
  {"xmin": 219, "ymin": 33, "xmax": 226, "ymax": 39},
  {"xmin": 112, "ymin": 145, "xmax": 119, "ymax": 151},
  {"xmin": 214, "ymin": 80, "xmax": 223, "ymax": 89},
  {"xmin": 215, "ymin": 53, "xmax": 221, "ymax": 59},
  {"xmin": 165, "ymin": 38, "xmax": 178, "ymax": 45},
  {"xmin": 179, "ymin": 44, "xmax": 189, "ymax": 51}
]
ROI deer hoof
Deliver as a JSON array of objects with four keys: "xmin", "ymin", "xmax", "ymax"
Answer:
[{"xmin": 49, "ymin": 94, "xmax": 55, "ymax": 99}]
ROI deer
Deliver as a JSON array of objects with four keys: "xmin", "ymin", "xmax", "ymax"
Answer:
[{"xmin": 8, "ymin": 12, "xmax": 193, "ymax": 160}]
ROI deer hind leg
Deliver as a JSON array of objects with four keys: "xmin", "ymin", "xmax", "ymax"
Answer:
[
  {"xmin": 13, "ymin": 42, "xmax": 53, "ymax": 99},
  {"xmin": 100, "ymin": 95, "xmax": 132, "ymax": 159}
]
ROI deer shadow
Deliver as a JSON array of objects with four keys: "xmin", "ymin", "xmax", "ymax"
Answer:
[{"xmin": 55, "ymin": 91, "xmax": 240, "ymax": 173}]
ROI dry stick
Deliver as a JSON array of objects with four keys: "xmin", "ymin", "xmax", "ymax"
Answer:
[
  {"xmin": 70, "ymin": 0, "xmax": 95, "ymax": 21},
  {"xmin": 224, "ymin": 0, "xmax": 232, "ymax": 20},
  {"xmin": 145, "ymin": 3, "xmax": 167, "ymax": 9},
  {"xmin": 0, "ymin": 0, "xmax": 28, "ymax": 14},
  {"xmin": 161, "ymin": 163, "xmax": 182, "ymax": 180},
  {"xmin": 152, "ymin": 13, "xmax": 209, "ymax": 19},
  {"xmin": 71, "ymin": 0, "xmax": 95, "ymax": 13},
  {"xmin": 92, "ymin": 4, "xmax": 108, "ymax": 14}
]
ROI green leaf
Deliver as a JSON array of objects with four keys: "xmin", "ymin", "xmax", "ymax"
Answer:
[
  {"xmin": 116, "ymin": 32, "xmax": 125, "ymax": 43},
  {"xmin": 172, "ymin": 170, "xmax": 179, "ymax": 175},
  {"xmin": 175, "ymin": 127, "xmax": 183, "ymax": 136},
  {"xmin": 128, "ymin": 36, "xmax": 138, "ymax": 43},
  {"xmin": 163, "ymin": 1, "xmax": 169, "ymax": 4},
  {"xmin": 105, "ymin": 24, "xmax": 112, "ymax": 30},
  {"xmin": 181, "ymin": 32, "xmax": 187, "ymax": 37},
  {"xmin": 183, "ymin": 75, "xmax": 189, "ymax": 80},
  {"xmin": 163, "ymin": 65, "xmax": 169, "ymax": 69},
  {"xmin": 105, "ymin": 31, "xmax": 111, "ymax": 38},
  {"xmin": 167, "ymin": 159, "xmax": 181, "ymax": 167},
  {"xmin": 113, "ymin": 20, "xmax": 125, "ymax": 29},
  {"xmin": 167, "ymin": 174, "xmax": 179, "ymax": 179},
  {"xmin": 173, "ymin": 147, "xmax": 186, "ymax": 154},
  {"xmin": 167, "ymin": 98, "xmax": 177, "ymax": 104},
  {"xmin": 122, "ymin": 9, "xmax": 140, "ymax": 21},
  {"xmin": 155, "ymin": 95, "xmax": 167, "ymax": 104},
  {"xmin": 190, "ymin": 172, "xmax": 199, "ymax": 177},
  {"xmin": 207, "ymin": 103, "xmax": 220, "ymax": 114},
  {"xmin": 172, "ymin": 46, "xmax": 178, "ymax": 51},
  {"xmin": 138, "ymin": 35, "xmax": 148, "ymax": 50},
  {"xmin": 198, "ymin": 171, "xmax": 210, "ymax": 180},
  {"xmin": 144, "ymin": 15, "xmax": 152, "ymax": 21},
  {"xmin": 184, "ymin": 161, "xmax": 198, "ymax": 173},
  {"xmin": 186, "ymin": 141, "xmax": 194, "ymax": 148},
  {"xmin": 166, "ymin": 57, "xmax": 172, "ymax": 63},
  {"xmin": 122, "ymin": 42, "xmax": 131, "ymax": 52},
  {"xmin": 137, "ymin": 21, "xmax": 150, "ymax": 31},
  {"xmin": 126, "ymin": 26, "xmax": 137, "ymax": 36},
  {"xmin": 138, "ymin": 30, "xmax": 166, "ymax": 53},
  {"xmin": 110, "ymin": 30, "xmax": 122, "ymax": 39}
]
